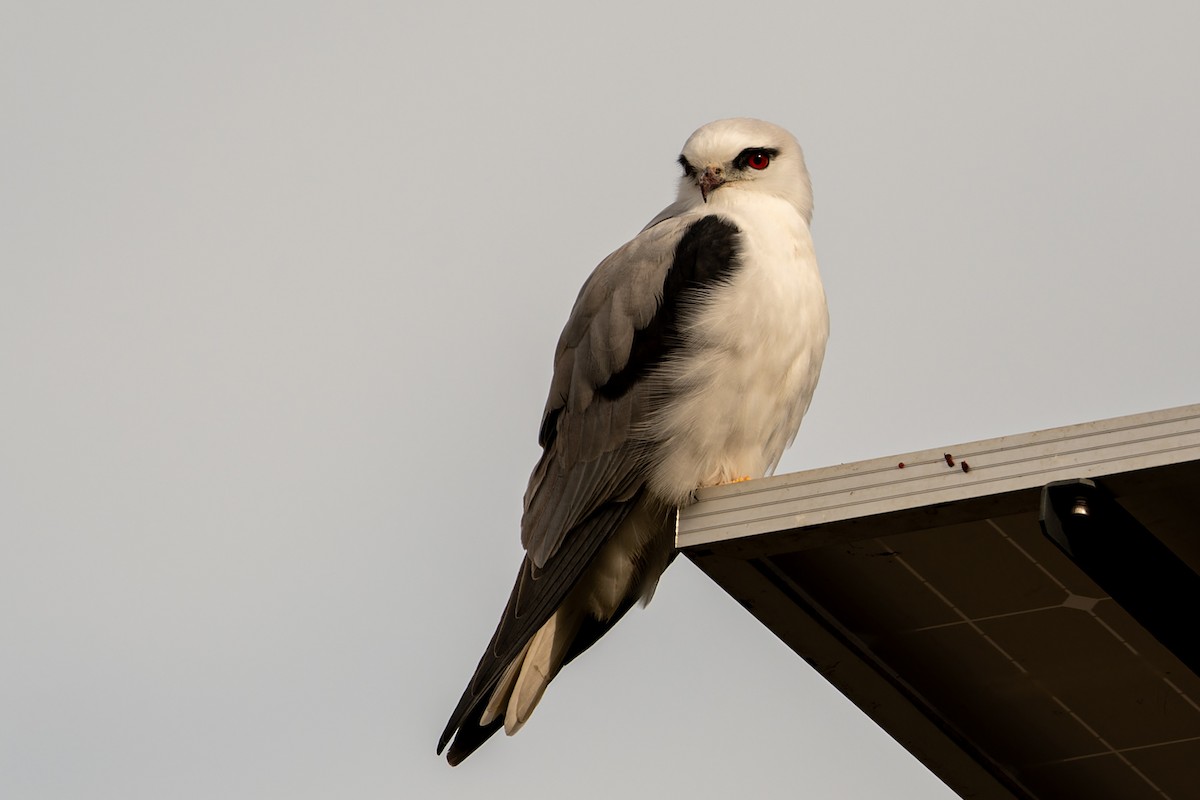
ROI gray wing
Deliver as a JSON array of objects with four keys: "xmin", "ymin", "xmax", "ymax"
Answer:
[
  {"xmin": 437, "ymin": 216, "xmax": 691, "ymax": 762},
  {"xmin": 521, "ymin": 216, "xmax": 692, "ymax": 566}
]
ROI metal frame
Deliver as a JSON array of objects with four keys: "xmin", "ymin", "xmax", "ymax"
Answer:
[{"xmin": 679, "ymin": 404, "xmax": 1200, "ymax": 554}]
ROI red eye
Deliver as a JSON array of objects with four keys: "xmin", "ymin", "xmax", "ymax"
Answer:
[{"xmin": 747, "ymin": 152, "xmax": 770, "ymax": 170}]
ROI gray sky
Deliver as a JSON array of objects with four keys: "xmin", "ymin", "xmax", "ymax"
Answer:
[{"xmin": 4, "ymin": 2, "xmax": 1199, "ymax": 798}]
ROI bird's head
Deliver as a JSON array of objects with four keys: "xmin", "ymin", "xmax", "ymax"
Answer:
[{"xmin": 675, "ymin": 118, "xmax": 813, "ymax": 224}]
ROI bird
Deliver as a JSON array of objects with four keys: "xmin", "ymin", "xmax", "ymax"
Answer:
[{"xmin": 438, "ymin": 118, "xmax": 829, "ymax": 765}]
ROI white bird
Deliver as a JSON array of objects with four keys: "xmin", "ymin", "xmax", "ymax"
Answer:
[{"xmin": 438, "ymin": 118, "xmax": 829, "ymax": 765}]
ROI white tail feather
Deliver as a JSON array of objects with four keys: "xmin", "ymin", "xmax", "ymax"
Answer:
[
  {"xmin": 480, "ymin": 642, "xmax": 528, "ymax": 726},
  {"xmin": 504, "ymin": 605, "xmax": 582, "ymax": 734}
]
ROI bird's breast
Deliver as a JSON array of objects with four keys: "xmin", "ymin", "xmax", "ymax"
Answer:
[{"xmin": 646, "ymin": 202, "xmax": 829, "ymax": 505}]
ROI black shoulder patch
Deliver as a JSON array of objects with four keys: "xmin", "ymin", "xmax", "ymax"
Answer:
[{"xmin": 597, "ymin": 216, "xmax": 741, "ymax": 400}]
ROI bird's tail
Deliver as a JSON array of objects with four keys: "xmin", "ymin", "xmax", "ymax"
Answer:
[
  {"xmin": 481, "ymin": 600, "xmax": 584, "ymax": 734},
  {"xmin": 479, "ymin": 496, "xmax": 675, "ymax": 735},
  {"xmin": 438, "ymin": 494, "xmax": 674, "ymax": 765}
]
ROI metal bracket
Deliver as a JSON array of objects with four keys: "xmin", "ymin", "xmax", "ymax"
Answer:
[{"xmin": 1040, "ymin": 478, "xmax": 1200, "ymax": 677}]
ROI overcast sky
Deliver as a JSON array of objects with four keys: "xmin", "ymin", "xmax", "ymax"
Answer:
[{"xmin": 4, "ymin": 2, "xmax": 1199, "ymax": 798}]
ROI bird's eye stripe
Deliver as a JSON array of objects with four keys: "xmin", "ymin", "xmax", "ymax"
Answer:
[
  {"xmin": 733, "ymin": 147, "xmax": 779, "ymax": 170},
  {"xmin": 678, "ymin": 155, "xmax": 697, "ymax": 177}
]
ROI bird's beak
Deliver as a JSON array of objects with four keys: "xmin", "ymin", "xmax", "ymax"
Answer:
[{"xmin": 699, "ymin": 166, "xmax": 725, "ymax": 202}]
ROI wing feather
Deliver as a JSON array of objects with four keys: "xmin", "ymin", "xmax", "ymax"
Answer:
[
  {"xmin": 438, "ymin": 498, "xmax": 638, "ymax": 763},
  {"xmin": 520, "ymin": 217, "xmax": 690, "ymax": 565}
]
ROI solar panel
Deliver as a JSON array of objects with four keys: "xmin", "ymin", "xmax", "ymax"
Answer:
[{"xmin": 680, "ymin": 405, "xmax": 1200, "ymax": 799}]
